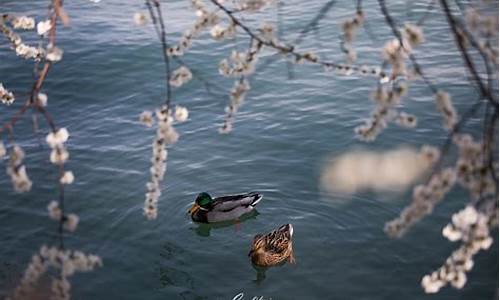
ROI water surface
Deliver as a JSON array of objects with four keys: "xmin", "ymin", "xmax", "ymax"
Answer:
[{"xmin": 0, "ymin": 0, "xmax": 497, "ymax": 299}]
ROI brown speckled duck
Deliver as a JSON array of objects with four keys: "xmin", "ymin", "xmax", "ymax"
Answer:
[{"xmin": 248, "ymin": 224, "xmax": 295, "ymax": 267}]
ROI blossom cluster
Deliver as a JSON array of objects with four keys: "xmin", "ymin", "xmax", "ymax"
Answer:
[
  {"xmin": 170, "ymin": 66, "xmax": 193, "ymax": 87},
  {"xmin": 257, "ymin": 22, "xmax": 275, "ymax": 43},
  {"xmin": 210, "ymin": 22, "xmax": 236, "ymax": 40},
  {"xmin": 134, "ymin": 12, "xmax": 148, "ymax": 26},
  {"xmin": 395, "ymin": 111, "xmax": 418, "ymax": 128},
  {"xmin": 7, "ymin": 245, "xmax": 102, "ymax": 300},
  {"xmin": 141, "ymin": 105, "xmax": 188, "ymax": 219},
  {"xmin": 422, "ymin": 206, "xmax": 493, "ymax": 293},
  {"xmin": 166, "ymin": 0, "xmax": 219, "ymax": 57},
  {"xmin": 220, "ymin": 79, "xmax": 250, "ymax": 134},
  {"xmin": 217, "ymin": 38, "xmax": 263, "ymax": 133},
  {"xmin": 5, "ymin": 144, "xmax": 33, "ymax": 192},
  {"xmin": 0, "ymin": 16, "xmax": 44, "ymax": 61},
  {"xmin": 10, "ymin": 16, "xmax": 35, "ymax": 30},
  {"xmin": 355, "ymin": 80, "xmax": 410, "ymax": 141},
  {"xmin": 341, "ymin": 11, "xmax": 364, "ymax": 63},
  {"xmin": 382, "ymin": 23, "xmax": 424, "ymax": 78},
  {"xmin": 435, "ymin": 91, "xmax": 457, "ymax": 130},
  {"xmin": 38, "ymin": 92, "xmax": 48, "ymax": 106},
  {"xmin": 464, "ymin": 7, "xmax": 499, "ymax": 37},
  {"xmin": 385, "ymin": 167, "xmax": 456, "ymax": 238},
  {"xmin": 219, "ymin": 41, "xmax": 263, "ymax": 77},
  {"xmin": 37, "ymin": 19, "xmax": 52, "ymax": 36},
  {"xmin": 1, "ymin": 15, "xmax": 62, "ymax": 62},
  {"xmin": 382, "ymin": 38, "xmax": 412, "ymax": 77},
  {"xmin": 46, "ymin": 45, "xmax": 64, "ymax": 63},
  {"xmin": 47, "ymin": 200, "xmax": 79, "ymax": 232},
  {"xmin": 354, "ymin": 24, "xmax": 424, "ymax": 141},
  {"xmin": 402, "ymin": 23, "xmax": 425, "ymax": 47},
  {"xmin": 46, "ymin": 128, "xmax": 70, "ymax": 165},
  {"xmin": 237, "ymin": 0, "xmax": 277, "ymax": 12},
  {"xmin": 0, "ymin": 82, "xmax": 15, "ymax": 105},
  {"xmin": 454, "ymin": 134, "xmax": 497, "ymax": 199}
]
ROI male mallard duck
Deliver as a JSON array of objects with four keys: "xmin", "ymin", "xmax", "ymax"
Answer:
[
  {"xmin": 188, "ymin": 192, "xmax": 262, "ymax": 223},
  {"xmin": 248, "ymin": 224, "xmax": 295, "ymax": 267}
]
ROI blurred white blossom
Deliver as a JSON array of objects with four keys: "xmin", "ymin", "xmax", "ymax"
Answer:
[
  {"xmin": 46, "ymin": 46, "xmax": 63, "ymax": 62},
  {"xmin": 402, "ymin": 23, "xmax": 424, "ymax": 47},
  {"xmin": 37, "ymin": 92, "xmax": 48, "ymax": 106},
  {"xmin": 36, "ymin": 20, "xmax": 52, "ymax": 36},
  {"xmin": 140, "ymin": 110, "xmax": 154, "ymax": 127},
  {"xmin": 133, "ymin": 12, "xmax": 148, "ymax": 26},
  {"xmin": 6, "ymin": 145, "xmax": 32, "ymax": 192},
  {"xmin": 385, "ymin": 167, "xmax": 457, "ymax": 238},
  {"xmin": 0, "ymin": 83, "xmax": 15, "ymax": 105},
  {"xmin": 11, "ymin": 16, "xmax": 35, "ymax": 30},
  {"xmin": 174, "ymin": 105, "xmax": 189, "ymax": 122},
  {"xmin": 0, "ymin": 142, "xmax": 6, "ymax": 158},
  {"xmin": 8, "ymin": 245, "xmax": 102, "ymax": 300},
  {"xmin": 47, "ymin": 200, "xmax": 62, "ymax": 221},
  {"xmin": 60, "ymin": 171, "xmax": 74, "ymax": 185},
  {"xmin": 46, "ymin": 128, "xmax": 69, "ymax": 148},
  {"xmin": 64, "ymin": 214, "xmax": 79, "ymax": 232},
  {"xmin": 144, "ymin": 106, "xmax": 182, "ymax": 220},
  {"xmin": 435, "ymin": 91, "xmax": 457, "ymax": 130},
  {"xmin": 321, "ymin": 146, "xmax": 438, "ymax": 195},
  {"xmin": 170, "ymin": 66, "xmax": 192, "ymax": 87}
]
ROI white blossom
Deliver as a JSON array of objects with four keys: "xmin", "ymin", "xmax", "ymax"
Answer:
[
  {"xmin": 219, "ymin": 41, "xmax": 262, "ymax": 77},
  {"xmin": 395, "ymin": 112, "xmax": 417, "ymax": 128},
  {"xmin": 50, "ymin": 146, "xmax": 69, "ymax": 165},
  {"xmin": 133, "ymin": 12, "xmax": 147, "ymax": 26},
  {"xmin": 37, "ymin": 92, "xmax": 48, "ymax": 106},
  {"xmin": 36, "ymin": 20, "xmax": 52, "ymax": 36},
  {"xmin": 0, "ymin": 83, "xmax": 15, "ymax": 105},
  {"xmin": 402, "ymin": 23, "xmax": 424, "ymax": 47},
  {"xmin": 47, "ymin": 200, "xmax": 62, "ymax": 220},
  {"xmin": 210, "ymin": 23, "xmax": 235, "ymax": 40},
  {"xmin": 435, "ymin": 91, "xmax": 457, "ymax": 130},
  {"xmin": 63, "ymin": 214, "xmax": 79, "ymax": 232},
  {"xmin": 424, "ymin": 206, "xmax": 495, "ymax": 293},
  {"xmin": 174, "ymin": 106, "xmax": 189, "ymax": 122},
  {"xmin": 140, "ymin": 110, "xmax": 154, "ymax": 127},
  {"xmin": 341, "ymin": 11, "xmax": 364, "ymax": 62},
  {"xmin": 0, "ymin": 141, "xmax": 6, "ymax": 158},
  {"xmin": 170, "ymin": 66, "xmax": 192, "ymax": 87},
  {"xmin": 11, "ymin": 16, "xmax": 35, "ymax": 30},
  {"xmin": 46, "ymin": 46, "xmax": 63, "ymax": 62},
  {"xmin": 15, "ymin": 44, "xmax": 43, "ymax": 60},
  {"xmin": 60, "ymin": 171, "xmax": 74, "ymax": 185},
  {"xmin": 385, "ymin": 168, "xmax": 457, "ymax": 238},
  {"xmin": 239, "ymin": 0, "xmax": 275, "ymax": 12},
  {"xmin": 6, "ymin": 145, "xmax": 32, "ymax": 193},
  {"xmin": 46, "ymin": 128, "xmax": 69, "ymax": 148},
  {"xmin": 7, "ymin": 165, "xmax": 32, "ymax": 193},
  {"xmin": 166, "ymin": 6, "xmax": 219, "ymax": 57},
  {"xmin": 144, "ymin": 106, "xmax": 180, "ymax": 220}
]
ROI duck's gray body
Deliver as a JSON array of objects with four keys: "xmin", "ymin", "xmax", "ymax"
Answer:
[{"xmin": 192, "ymin": 192, "xmax": 262, "ymax": 223}]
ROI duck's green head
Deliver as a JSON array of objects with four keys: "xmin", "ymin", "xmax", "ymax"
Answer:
[
  {"xmin": 196, "ymin": 192, "xmax": 213, "ymax": 207},
  {"xmin": 188, "ymin": 192, "xmax": 212, "ymax": 215}
]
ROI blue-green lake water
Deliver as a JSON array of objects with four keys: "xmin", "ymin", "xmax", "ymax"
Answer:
[{"xmin": 0, "ymin": 0, "xmax": 498, "ymax": 299}]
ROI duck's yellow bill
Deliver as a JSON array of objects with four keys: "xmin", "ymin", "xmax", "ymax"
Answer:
[{"xmin": 188, "ymin": 203, "xmax": 201, "ymax": 214}]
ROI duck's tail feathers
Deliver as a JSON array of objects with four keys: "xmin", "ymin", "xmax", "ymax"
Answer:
[{"xmin": 249, "ymin": 192, "xmax": 263, "ymax": 207}]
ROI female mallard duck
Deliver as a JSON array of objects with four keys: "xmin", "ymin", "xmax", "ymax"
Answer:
[
  {"xmin": 248, "ymin": 224, "xmax": 295, "ymax": 267},
  {"xmin": 188, "ymin": 192, "xmax": 262, "ymax": 223}
]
